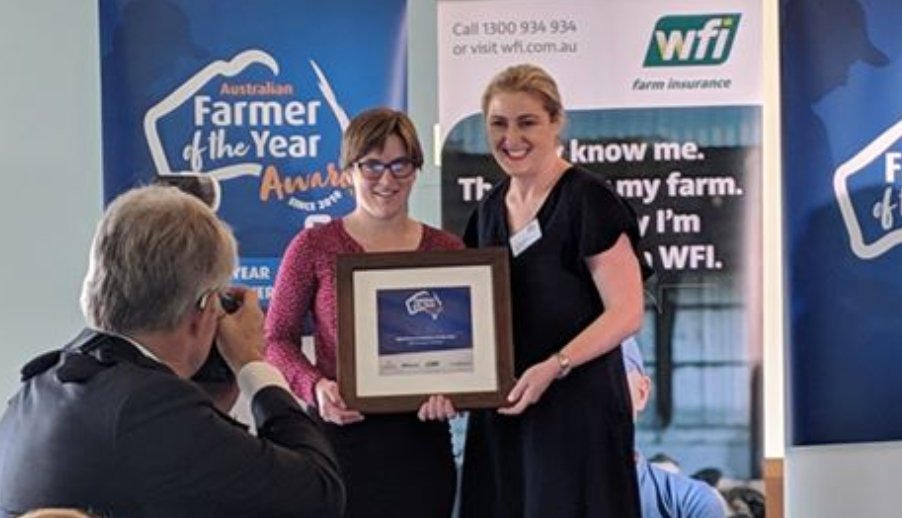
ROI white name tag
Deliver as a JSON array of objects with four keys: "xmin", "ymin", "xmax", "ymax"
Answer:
[{"xmin": 509, "ymin": 219, "xmax": 542, "ymax": 257}]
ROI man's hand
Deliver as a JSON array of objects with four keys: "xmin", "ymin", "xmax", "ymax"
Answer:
[{"xmin": 215, "ymin": 287, "xmax": 266, "ymax": 372}]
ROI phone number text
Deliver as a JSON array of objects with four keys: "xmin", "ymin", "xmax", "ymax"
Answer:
[{"xmin": 452, "ymin": 19, "xmax": 578, "ymax": 37}]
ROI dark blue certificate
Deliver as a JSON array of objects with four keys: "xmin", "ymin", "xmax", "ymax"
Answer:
[
  {"xmin": 376, "ymin": 287, "xmax": 473, "ymax": 356},
  {"xmin": 336, "ymin": 248, "xmax": 514, "ymax": 409}
]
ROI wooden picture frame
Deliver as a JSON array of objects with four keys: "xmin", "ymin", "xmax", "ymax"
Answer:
[{"xmin": 336, "ymin": 247, "xmax": 514, "ymax": 413}]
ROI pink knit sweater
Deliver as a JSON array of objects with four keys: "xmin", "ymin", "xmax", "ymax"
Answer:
[{"xmin": 264, "ymin": 219, "xmax": 464, "ymax": 404}]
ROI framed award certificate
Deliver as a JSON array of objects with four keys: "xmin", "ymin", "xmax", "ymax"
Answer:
[{"xmin": 336, "ymin": 247, "xmax": 514, "ymax": 413}]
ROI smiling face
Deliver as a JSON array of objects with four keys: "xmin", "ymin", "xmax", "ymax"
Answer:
[
  {"xmin": 351, "ymin": 134, "xmax": 416, "ymax": 221},
  {"xmin": 485, "ymin": 90, "xmax": 563, "ymax": 178}
]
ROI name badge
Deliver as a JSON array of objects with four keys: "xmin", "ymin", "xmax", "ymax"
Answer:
[{"xmin": 509, "ymin": 219, "xmax": 542, "ymax": 257}]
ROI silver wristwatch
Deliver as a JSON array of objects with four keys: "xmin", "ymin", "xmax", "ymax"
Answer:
[{"xmin": 553, "ymin": 352, "xmax": 572, "ymax": 379}]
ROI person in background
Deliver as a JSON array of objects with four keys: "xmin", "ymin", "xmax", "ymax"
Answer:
[
  {"xmin": 0, "ymin": 185, "xmax": 345, "ymax": 518},
  {"xmin": 460, "ymin": 63, "xmax": 647, "ymax": 518},
  {"xmin": 622, "ymin": 337, "xmax": 728, "ymax": 518},
  {"xmin": 265, "ymin": 108, "xmax": 461, "ymax": 518}
]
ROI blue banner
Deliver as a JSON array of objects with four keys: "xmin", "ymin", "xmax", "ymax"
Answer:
[
  {"xmin": 782, "ymin": 0, "xmax": 902, "ymax": 445},
  {"xmin": 99, "ymin": 0, "xmax": 408, "ymax": 305}
]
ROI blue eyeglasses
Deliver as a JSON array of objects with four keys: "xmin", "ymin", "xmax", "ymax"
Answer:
[{"xmin": 355, "ymin": 157, "xmax": 416, "ymax": 180}]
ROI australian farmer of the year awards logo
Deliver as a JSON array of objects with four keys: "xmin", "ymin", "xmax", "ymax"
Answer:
[
  {"xmin": 406, "ymin": 290, "xmax": 445, "ymax": 320},
  {"xmin": 144, "ymin": 49, "xmax": 353, "ymax": 227},
  {"xmin": 834, "ymin": 118, "xmax": 902, "ymax": 259}
]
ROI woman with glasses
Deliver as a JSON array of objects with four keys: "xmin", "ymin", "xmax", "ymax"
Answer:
[
  {"xmin": 459, "ymin": 64, "xmax": 647, "ymax": 518},
  {"xmin": 265, "ymin": 108, "xmax": 460, "ymax": 518}
]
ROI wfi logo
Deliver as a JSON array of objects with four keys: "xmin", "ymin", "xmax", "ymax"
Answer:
[{"xmin": 644, "ymin": 14, "xmax": 741, "ymax": 67}]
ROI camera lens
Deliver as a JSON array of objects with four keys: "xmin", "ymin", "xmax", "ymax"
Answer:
[{"xmin": 219, "ymin": 293, "xmax": 240, "ymax": 314}]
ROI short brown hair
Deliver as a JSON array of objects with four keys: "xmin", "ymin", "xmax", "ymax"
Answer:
[
  {"xmin": 340, "ymin": 108, "xmax": 424, "ymax": 171},
  {"xmin": 481, "ymin": 63, "xmax": 564, "ymax": 122}
]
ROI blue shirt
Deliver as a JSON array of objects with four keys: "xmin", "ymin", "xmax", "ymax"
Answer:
[{"xmin": 637, "ymin": 456, "xmax": 726, "ymax": 518}]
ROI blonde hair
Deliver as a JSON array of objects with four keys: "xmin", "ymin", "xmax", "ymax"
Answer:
[{"xmin": 481, "ymin": 63, "xmax": 565, "ymax": 122}]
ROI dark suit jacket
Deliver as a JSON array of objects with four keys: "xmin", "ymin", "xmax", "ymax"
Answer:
[{"xmin": 0, "ymin": 329, "xmax": 344, "ymax": 518}]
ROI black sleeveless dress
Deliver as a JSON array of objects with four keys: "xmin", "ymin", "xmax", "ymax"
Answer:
[{"xmin": 460, "ymin": 167, "xmax": 642, "ymax": 518}]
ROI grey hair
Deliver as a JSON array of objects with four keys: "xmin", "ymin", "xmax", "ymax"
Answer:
[{"xmin": 80, "ymin": 185, "xmax": 237, "ymax": 334}]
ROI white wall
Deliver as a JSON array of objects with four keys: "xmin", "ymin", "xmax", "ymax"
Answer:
[
  {"xmin": 788, "ymin": 444, "xmax": 902, "ymax": 516},
  {"xmin": 406, "ymin": 0, "xmax": 442, "ymax": 227},
  {"xmin": 0, "ymin": 0, "xmax": 102, "ymax": 400}
]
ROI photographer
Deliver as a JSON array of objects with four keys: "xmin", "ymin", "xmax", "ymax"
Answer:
[{"xmin": 0, "ymin": 185, "xmax": 344, "ymax": 518}]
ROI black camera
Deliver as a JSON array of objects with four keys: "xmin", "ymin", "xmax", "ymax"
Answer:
[
  {"xmin": 191, "ymin": 293, "xmax": 240, "ymax": 383},
  {"xmin": 156, "ymin": 174, "xmax": 238, "ymax": 384}
]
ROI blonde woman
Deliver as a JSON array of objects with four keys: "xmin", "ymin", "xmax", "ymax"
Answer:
[{"xmin": 460, "ymin": 64, "xmax": 646, "ymax": 518}]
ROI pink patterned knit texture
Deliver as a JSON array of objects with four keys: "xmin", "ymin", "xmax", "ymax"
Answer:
[{"xmin": 264, "ymin": 219, "xmax": 464, "ymax": 404}]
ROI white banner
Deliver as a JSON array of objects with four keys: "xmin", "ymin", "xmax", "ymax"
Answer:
[{"xmin": 439, "ymin": 0, "xmax": 762, "ymax": 141}]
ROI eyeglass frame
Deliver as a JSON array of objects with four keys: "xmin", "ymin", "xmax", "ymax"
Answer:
[{"xmin": 354, "ymin": 156, "xmax": 417, "ymax": 181}]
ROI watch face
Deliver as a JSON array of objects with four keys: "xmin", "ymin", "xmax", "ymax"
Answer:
[{"xmin": 555, "ymin": 352, "xmax": 571, "ymax": 378}]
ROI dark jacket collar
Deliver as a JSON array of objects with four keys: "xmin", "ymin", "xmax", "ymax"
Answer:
[{"xmin": 21, "ymin": 328, "xmax": 173, "ymax": 383}]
